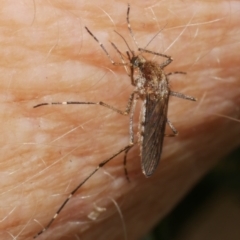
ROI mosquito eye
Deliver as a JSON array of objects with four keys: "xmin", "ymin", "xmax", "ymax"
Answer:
[{"xmin": 131, "ymin": 57, "xmax": 138, "ymax": 67}]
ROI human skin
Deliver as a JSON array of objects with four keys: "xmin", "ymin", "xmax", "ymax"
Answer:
[{"xmin": 0, "ymin": 0, "xmax": 239, "ymax": 240}]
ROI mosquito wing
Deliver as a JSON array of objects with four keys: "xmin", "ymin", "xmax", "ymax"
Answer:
[{"xmin": 141, "ymin": 92, "xmax": 169, "ymax": 177}]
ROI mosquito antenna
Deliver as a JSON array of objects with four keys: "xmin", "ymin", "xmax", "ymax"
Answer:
[
  {"xmin": 126, "ymin": 51, "xmax": 131, "ymax": 62},
  {"xmin": 111, "ymin": 42, "xmax": 127, "ymax": 61},
  {"xmin": 143, "ymin": 23, "xmax": 168, "ymax": 50},
  {"xmin": 111, "ymin": 42, "xmax": 131, "ymax": 75},
  {"xmin": 114, "ymin": 30, "xmax": 135, "ymax": 57},
  {"xmin": 126, "ymin": 4, "xmax": 139, "ymax": 49}
]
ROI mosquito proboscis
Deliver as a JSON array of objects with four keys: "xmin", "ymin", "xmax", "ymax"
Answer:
[{"xmin": 33, "ymin": 4, "xmax": 197, "ymax": 238}]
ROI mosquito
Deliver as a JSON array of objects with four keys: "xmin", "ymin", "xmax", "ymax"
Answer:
[{"xmin": 33, "ymin": 4, "xmax": 197, "ymax": 238}]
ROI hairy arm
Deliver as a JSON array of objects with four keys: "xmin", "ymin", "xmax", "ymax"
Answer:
[{"xmin": 0, "ymin": 1, "xmax": 239, "ymax": 240}]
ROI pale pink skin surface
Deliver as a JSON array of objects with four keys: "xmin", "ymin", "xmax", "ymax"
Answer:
[{"xmin": 0, "ymin": 1, "xmax": 239, "ymax": 240}]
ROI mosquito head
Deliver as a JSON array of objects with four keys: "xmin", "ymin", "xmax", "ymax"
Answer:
[{"xmin": 130, "ymin": 55, "xmax": 146, "ymax": 68}]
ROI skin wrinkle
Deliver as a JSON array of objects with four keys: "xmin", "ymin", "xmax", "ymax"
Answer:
[{"xmin": 0, "ymin": 1, "xmax": 239, "ymax": 240}]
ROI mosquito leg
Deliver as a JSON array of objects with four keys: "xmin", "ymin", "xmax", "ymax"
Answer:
[
  {"xmin": 33, "ymin": 92, "xmax": 137, "ymax": 114},
  {"xmin": 33, "ymin": 93, "xmax": 138, "ymax": 181},
  {"xmin": 164, "ymin": 119, "xmax": 178, "ymax": 137},
  {"xmin": 126, "ymin": 4, "xmax": 139, "ymax": 48},
  {"xmin": 138, "ymin": 48, "xmax": 173, "ymax": 68},
  {"xmin": 33, "ymin": 93, "xmax": 138, "ymax": 237},
  {"xmin": 123, "ymin": 145, "xmax": 134, "ymax": 182},
  {"xmin": 122, "ymin": 94, "xmax": 138, "ymax": 181},
  {"xmin": 167, "ymin": 71, "xmax": 186, "ymax": 76},
  {"xmin": 33, "ymin": 101, "xmax": 127, "ymax": 115},
  {"xmin": 170, "ymin": 91, "xmax": 197, "ymax": 101},
  {"xmin": 33, "ymin": 144, "xmax": 133, "ymax": 239},
  {"xmin": 127, "ymin": 3, "xmax": 171, "ymax": 69}
]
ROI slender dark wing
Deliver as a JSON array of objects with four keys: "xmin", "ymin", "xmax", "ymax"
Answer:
[{"xmin": 141, "ymin": 92, "xmax": 169, "ymax": 177}]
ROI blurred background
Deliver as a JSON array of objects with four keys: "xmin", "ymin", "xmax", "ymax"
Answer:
[{"xmin": 142, "ymin": 146, "xmax": 240, "ymax": 240}]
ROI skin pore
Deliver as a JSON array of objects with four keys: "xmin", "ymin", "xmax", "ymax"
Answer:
[{"xmin": 0, "ymin": 0, "xmax": 239, "ymax": 240}]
